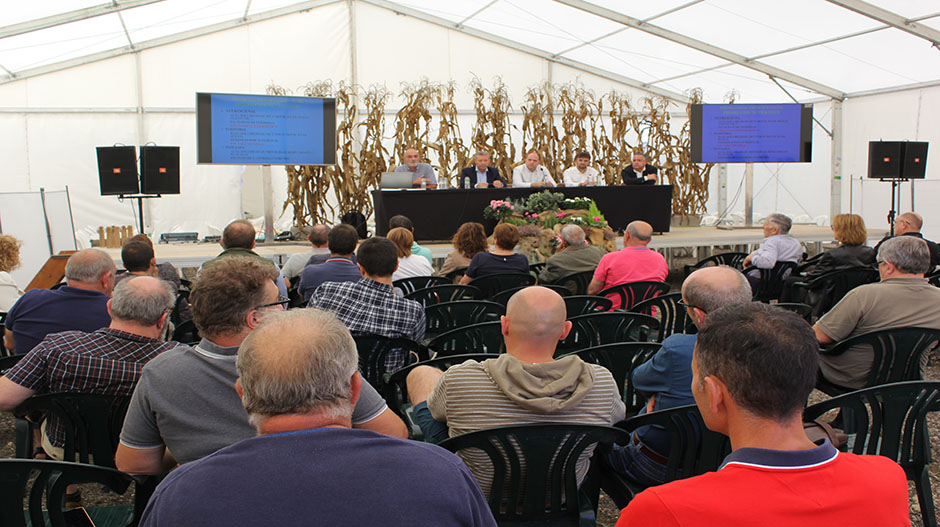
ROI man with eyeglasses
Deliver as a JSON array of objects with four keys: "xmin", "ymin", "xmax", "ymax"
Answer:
[
  {"xmin": 602, "ymin": 266, "xmax": 752, "ymax": 506},
  {"xmin": 116, "ymin": 257, "xmax": 407, "ymax": 476},
  {"xmin": 873, "ymin": 211, "xmax": 940, "ymax": 273}
]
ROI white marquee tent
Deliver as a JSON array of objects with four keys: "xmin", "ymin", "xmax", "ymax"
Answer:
[{"xmin": 2, "ymin": 0, "xmax": 939, "ymax": 279}]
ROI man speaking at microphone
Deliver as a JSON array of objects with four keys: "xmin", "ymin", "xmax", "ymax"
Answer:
[{"xmin": 512, "ymin": 151, "xmax": 555, "ymax": 188}]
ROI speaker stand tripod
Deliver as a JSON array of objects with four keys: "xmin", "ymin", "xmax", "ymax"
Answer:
[
  {"xmin": 118, "ymin": 194, "xmax": 161, "ymax": 235},
  {"xmin": 881, "ymin": 178, "xmax": 911, "ymax": 237}
]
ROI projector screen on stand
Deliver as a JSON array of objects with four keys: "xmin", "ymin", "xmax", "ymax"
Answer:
[
  {"xmin": 196, "ymin": 92, "xmax": 336, "ymax": 166},
  {"xmin": 690, "ymin": 103, "xmax": 813, "ymax": 163}
]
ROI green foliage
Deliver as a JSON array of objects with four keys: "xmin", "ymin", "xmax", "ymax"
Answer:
[
  {"xmin": 525, "ymin": 190, "xmax": 565, "ymax": 213},
  {"xmin": 588, "ymin": 200, "xmax": 606, "ymax": 223},
  {"xmin": 503, "ymin": 216, "xmax": 526, "ymax": 226},
  {"xmin": 482, "ymin": 199, "xmax": 515, "ymax": 221}
]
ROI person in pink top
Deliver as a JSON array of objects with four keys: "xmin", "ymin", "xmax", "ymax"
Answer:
[{"xmin": 588, "ymin": 221, "xmax": 667, "ymax": 309}]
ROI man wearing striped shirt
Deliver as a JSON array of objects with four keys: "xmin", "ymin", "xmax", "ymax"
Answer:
[{"xmin": 407, "ymin": 286, "xmax": 625, "ymax": 495}]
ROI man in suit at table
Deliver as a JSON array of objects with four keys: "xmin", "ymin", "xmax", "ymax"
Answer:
[{"xmin": 459, "ymin": 152, "xmax": 506, "ymax": 189}]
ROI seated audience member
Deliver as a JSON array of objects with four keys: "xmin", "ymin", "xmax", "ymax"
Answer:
[
  {"xmin": 742, "ymin": 213, "xmax": 803, "ymax": 290},
  {"xmin": 459, "ymin": 152, "xmax": 505, "ymax": 189},
  {"xmin": 120, "ymin": 234, "xmax": 189, "ymax": 322},
  {"xmin": 281, "ymin": 224, "xmax": 330, "ymax": 284},
  {"xmin": 620, "ymin": 152, "xmax": 657, "ymax": 185},
  {"xmin": 437, "ymin": 222, "xmax": 488, "ymax": 278},
  {"xmin": 139, "ymin": 309, "xmax": 495, "ymax": 527},
  {"xmin": 539, "ymin": 225, "xmax": 603, "ymax": 284},
  {"xmin": 874, "ymin": 211, "xmax": 940, "ymax": 272},
  {"xmin": 460, "ymin": 223, "xmax": 529, "ymax": 284},
  {"xmin": 4, "ymin": 249, "xmax": 114, "ymax": 355},
  {"xmin": 511, "ymin": 151, "xmax": 554, "ymax": 188},
  {"xmin": 395, "ymin": 148, "xmax": 438, "ymax": 189},
  {"xmin": 0, "ymin": 234, "xmax": 23, "ymax": 311},
  {"xmin": 604, "ymin": 266, "xmax": 751, "ymax": 502},
  {"xmin": 588, "ymin": 221, "xmax": 667, "ymax": 309},
  {"xmin": 116, "ymin": 258, "xmax": 406, "ymax": 475},
  {"xmin": 202, "ymin": 219, "xmax": 287, "ymax": 297},
  {"xmin": 406, "ymin": 287, "xmax": 624, "ymax": 495},
  {"xmin": 298, "ymin": 224, "xmax": 361, "ymax": 301},
  {"xmin": 389, "ymin": 214, "xmax": 432, "ymax": 265},
  {"xmin": 0, "ymin": 277, "xmax": 177, "ymax": 460},
  {"xmin": 562, "ymin": 151, "xmax": 602, "ymax": 187},
  {"xmin": 388, "ymin": 227, "xmax": 434, "ymax": 281},
  {"xmin": 309, "ymin": 237, "xmax": 425, "ymax": 371},
  {"xmin": 813, "ymin": 236, "xmax": 940, "ymax": 390},
  {"xmin": 617, "ymin": 302, "xmax": 909, "ymax": 526}
]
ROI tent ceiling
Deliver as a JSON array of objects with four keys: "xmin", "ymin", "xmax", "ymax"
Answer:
[{"xmin": 2, "ymin": 0, "xmax": 938, "ymax": 101}]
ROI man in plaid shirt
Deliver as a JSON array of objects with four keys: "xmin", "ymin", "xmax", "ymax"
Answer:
[
  {"xmin": 0, "ymin": 276, "xmax": 177, "ymax": 459},
  {"xmin": 309, "ymin": 236, "xmax": 425, "ymax": 370}
]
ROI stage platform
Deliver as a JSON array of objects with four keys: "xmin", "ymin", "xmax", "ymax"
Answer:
[{"xmin": 100, "ymin": 225, "xmax": 887, "ymax": 274}]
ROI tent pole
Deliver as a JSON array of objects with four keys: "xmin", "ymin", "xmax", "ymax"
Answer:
[
  {"xmin": 830, "ymin": 100, "xmax": 843, "ymax": 219},
  {"xmin": 745, "ymin": 163, "xmax": 753, "ymax": 227},
  {"xmin": 261, "ymin": 165, "xmax": 274, "ymax": 244}
]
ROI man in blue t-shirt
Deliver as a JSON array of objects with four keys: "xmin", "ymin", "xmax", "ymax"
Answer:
[
  {"xmin": 4, "ymin": 249, "xmax": 114, "ymax": 355},
  {"xmin": 140, "ymin": 308, "xmax": 496, "ymax": 527},
  {"xmin": 298, "ymin": 224, "xmax": 361, "ymax": 301}
]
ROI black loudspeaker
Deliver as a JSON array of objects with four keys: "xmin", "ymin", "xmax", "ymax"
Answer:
[
  {"xmin": 868, "ymin": 141, "xmax": 929, "ymax": 179},
  {"xmin": 96, "ymin": 146, "xmax": 139, "ymax": 196},
  {"xmin": 140, "ymin": 146, "xmax": 180, "ymax": 194}
]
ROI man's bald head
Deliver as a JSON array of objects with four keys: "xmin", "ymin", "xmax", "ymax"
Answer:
[
  {"xmin": 625, "ymin": 221, "xmax": 653, "ymax": 246},
  {"xmin": 222, "ymin": 220, "xmax": 256, "ymax": 249},
  {"xmin": 504, "ymin": 287, "xmax": 568, "ymax": 357},
  {"xmin": 65, "ymin": 248, "xmax": 116, "ymax": 293},
  {"xmin": 681, "ymin": 266, "xmax": 752, "ymax": 326},
  {"xmin": 898, "ymin": 212, "xmax": 923, "ymax": 234},
  {"xmin": 308, "ymin": 224, "xmax": 330, "ymax": 247},
  {"xmin": 110, "ymin": 276, "xmax": 175, "ymax": 326}
]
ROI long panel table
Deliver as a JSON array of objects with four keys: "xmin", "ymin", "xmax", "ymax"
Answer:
[{"xmin": 372, "ymin": 186, "xmax": 673, "ymax": 241}]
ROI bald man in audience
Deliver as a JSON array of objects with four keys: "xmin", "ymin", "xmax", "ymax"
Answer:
[
  {"xmin": 588, "ymin": 221, "xmax": 668, "ymax": 309},
  {"xmin": 4, "ymin": 248, "xmax": 114, "ymax": 354},
  {"xmin": 202, "ymin": 219, "xmax": 288, "ymax": 297},
  {"xmin": 874, "ymin": 211, "xmax": 940, "ymax": 272},
  {"xmin": 406, "ymin": 286, "xmax": 624, "ymax": 495}
]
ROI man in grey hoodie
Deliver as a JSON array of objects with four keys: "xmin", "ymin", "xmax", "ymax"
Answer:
[{"xmin": 407, "ymin": 286, "xmax": 626, "ymax": 495}]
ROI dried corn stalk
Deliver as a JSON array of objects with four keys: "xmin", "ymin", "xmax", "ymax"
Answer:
[
  {"xmin": 469, "ymin": 77, "xmax": 516, "ymax": 181},
  {"xmin": 430, "ymin": 81, "xmax": 469, "ymax": 186},
  {"xmin": 392, "ymin": 79, "xmax": 436, "ymax": 164}
]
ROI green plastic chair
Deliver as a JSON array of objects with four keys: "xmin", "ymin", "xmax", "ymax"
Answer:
[
  {"xmin": 392, "ymin": 275, "xmax": 452, "ymax": 295},
  {"xmin": 557, "ymin": 312, "xmax": 660, "ymax": 355},
  {"xmin": 424, "ymin": 300, "xmax": 505, "ymax": 339},
  {"xmin": 597, "ymin": 281, "xmax": 670, "ymax": 311},
  {"xmin": 558, "ymin": 342, "xmax": 661, "ymax": 416},
  {"xmin": 564, "ymin": 296, "xmax": 613, "ymax": 318},
  {"xmin": 352, "ymin": 335, "xmax": 425, "ymax": 395},
  {"xmin": 405, "ymin": 284, "xmax": 482, "ymax": 306},
  {"xmin": 551, "ymin": 270, "xmax": 596, "ymax": 296},
  {"xmin": 427, "ymin": 321, "xmax": 505, "ymax": 357},
  {"xmin": 468, "ymin": 273, "xmax": 537, "ymax": 299},
  {"xmin": 628, "ymin": 293, "xmax": 691, "ymax": 342}
]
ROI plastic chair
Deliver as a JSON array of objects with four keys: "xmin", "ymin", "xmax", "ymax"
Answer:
[
  {"xmin": 816, "ymin": 327, "xmax": 940, "ymax": 396},
  {"xmin": 425, "ymin": 300, "xmax": 505, "ymax": 338},
  {"xmin": 683, "ymin": 252, "xmax": 747, "ymax": 277},
  {"xmin": 489, "ymin": 284, "xmax": 571, "ymax": 305},
  {"xmin": 804, "ymin": 381, "xmax": 940, "ymax": 527},
  {"xmin": 607, "ymin": 404, "xmax": 731, "ymax": 508},
  {"xmin": 792, "ymin": 267, "xmax": 880, "ymax": 318},
  {"xmin": 0, "ymin": 459, "xmax": 137, "ymax": 527},
  {"xmin": 468, "ymin": 273, "xmax": 537, "ymax": 299},
  {"xmin": 558, "ymin": 312, "xmax": 660, "ymax": 355},
  {"xmin": 13, "ymin": 393, "xmax": 131, "ymax": 468},
  {"xmin": 442, "ymin": 266, "xmax": 469, "ymax": 283},
  {"xmin": 744, "ymin": 261, "xmax": 799, "ymax": 303},
  {"xmin": 392, "ymin": 276, "xmax": 452, "ymax": 295},
  {"xmin": 597, "ymin": 281, "xmax": 670, "ymax": 311},
  {"xmin": 564, "ymin": 296, "xmax": 613, "ymax": 318},
  {"xmin": 405, "ymin": 284, "xmax": 482, "ymax": 306},
  {"xmin": 628, "ymin": 293, "xmax": 691, "ymax": 342},
  {"xmin": 775, "ymin": 302, "xmax": 813, "ymax": 323},
  {"xmin": 529, "ymin": 262, "xmax": 546, "ymax": 276},
  {"xmin": 558, "ymin": 342, "xmax": 661, "ymax": 416},
  {"xmin": 551, "ymin": 270, "xmax": 596, "ymax": 296},
  {"xmin": 439, "ymin": 424, "xmax": 627, "ymax": 527},
  {"xmin": 0, "ymin": 353, "xmax": 24, "ymax": 374},
  {"xmin": 427, "ymin": 321, "xmax": 505, "ymax": 357},
  {"xmin": 171, "ymin": 319, "xmax": 200, "ymax": 345},
  {"xmin": 796, "ymin": 252, "xmax": 824, "ymax": 273},
  {"xmin": 352, "ymin": 335, "xmax": 424, "ymax": 395},
  {"xmin": 0, "ymin": 311, "xmax": 9, "ymax": 356}
]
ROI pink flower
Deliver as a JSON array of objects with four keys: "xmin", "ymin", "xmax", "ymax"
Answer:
[
  {"xmin": 555, "ymin": 212, "xmax": 565, "ymax": 218},
  {"xmin": 593, "ymin": 216, "xmax": 602, "ymax": 222}
]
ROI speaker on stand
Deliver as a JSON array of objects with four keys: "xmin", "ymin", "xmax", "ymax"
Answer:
[{"xmin": 868, "ymin": 141, "xmax": 928, "ymax": 235}]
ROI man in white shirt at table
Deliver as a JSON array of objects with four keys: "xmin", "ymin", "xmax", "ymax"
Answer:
[
  {"xmin": 512, "ymin": 151, "xmax": 554, "ymax": 188},
  {"xmin": 562, "ymin": 152, "xmax": 602, "ymax": 187}
]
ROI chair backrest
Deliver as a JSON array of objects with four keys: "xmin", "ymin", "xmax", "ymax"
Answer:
[
  {"xmin": 438, "ymin": 424, "xmax": 627, "ymax": 525},
  {"xmin": 618, "ymin": 404, "xmax": 731, "ymax": 486},
  {"xmin": 748, "ymin": 261, "xmax": 799, "ymax": 302},
  {"xmin": 0, "ymin": 311, "xmax": 7, "ymax": 355},
  {"xmin": 442, "ymin": 266, "xmax": 469, "ymax": 283},
  {"xmin": 823, "ymin": 327, "xmax": 940, "ymax": 389},
  {"xmin": 683, "ymin": 252, "xmax": 748, "ymax": 276},
  {"xmin": 805, "ymin": 266, "xmax": 880, "ymax": 316},
  {"xmin": 804, "ymin": 381, "xmax": 940, "ymax": 468},
  {"xmin": 0, "ymin": 353, "xmax": 24, "ymax": 374},
  {"xmin": 427, "ymin": 321, "xmax": 505, "ymax": 356},
  {"xmin": 489, "ymin": 284, "xmax": 571, "ymax": 305},
  {"xmin": 564, "ymin": 295, "xmax": 613, "ymax": 318},
  {"xmin": 392, "ymin": 275, "xmax": 452, "ymax": 295},
  {"xmin": 529, "ymin": 262, "xmax": 546, "ymax": 275},
  {"xmin": 425, "ymin": 301, "xmax": 505, "ymax": 337},
  {"xmin": 559, "ymin": 343, "xmax": 661, "ymax": 415},
  {"xmin": 468, "ymin": 273, "xmax": 537, "ymax": 299},
  {"xmin": 352, "ymin": 335, "xmax": 423, "ymax": 393},
  {"xmin": 0, "ymin": 459, "xmax": 134, "ymax": 527},
  {"xmin": 628, "ymin": 293, "xmax": 691, "ymax": 342},
  {"xmin": 558, "ymin": 312, "xmax": 660, "ymax": 354},
  {"xmin": 774, "ymin": 302, "xmax": 813, "ymax": 323},
  {"xmin": 797, "ymin": 252, "xmax": 824, "ymax": 273},
  {"xmin": 405, "ymin": 284, "xmax": 482, "ymax": 306},
  {"xmin": 551, "ymin": 270, "xmax": 596, "ymax": 296},
  {"xmin": 597, "ymin": 281, "xmax": 670, "ymax": 311},
  {"xmin": 171, "ymin": 319, "xmax": 200, "ymax": 345},
  {"xmin": 13, "ymin": 393, "xmax": 131, "ymax": 468},
  {"xmin": 383, "ymin": 353, "xmax": 498, "ymax": 420}
]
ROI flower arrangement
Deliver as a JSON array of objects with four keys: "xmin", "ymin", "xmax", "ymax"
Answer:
[
  {"xmin": 561, "ymin": 197, "xmax": 593, "ymax": 210},
  {"xmin": 483, "ymin": 199, "xmax": 515, "ymax": 221},
  {"xmin": 525, "ymin": 191, "xmax": 565, "ymax": 213}
]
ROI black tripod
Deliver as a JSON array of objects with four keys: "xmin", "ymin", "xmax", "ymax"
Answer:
[{"xmin": 883, "ymin": 178, "xmax": 911, "ymax": 236}]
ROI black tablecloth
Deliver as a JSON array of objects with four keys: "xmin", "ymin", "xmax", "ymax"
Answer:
[{"xmin": 372, "ymin": 186, "xmax": 672, "ymax": 241}]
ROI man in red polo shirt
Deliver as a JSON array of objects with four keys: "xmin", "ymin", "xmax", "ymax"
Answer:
[{"xmin": 588, "ymin": 221, "xmax": 667, "ymax": 309}]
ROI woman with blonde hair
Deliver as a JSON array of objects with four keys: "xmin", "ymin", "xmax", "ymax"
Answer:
[
  {"xmin": 387, "ymin": 227, "xmax": 434, "ymax": 281},
  {"xmin": 800, "ymin": 213, "xmax": 876, "ymax": 315},
  {"xmin": 0, "ymin": 234, "xmax": 23, "ymax": 311},
  {"xmin": 437, "ymin": 222, "xmax": 488, "ymax": 278}
]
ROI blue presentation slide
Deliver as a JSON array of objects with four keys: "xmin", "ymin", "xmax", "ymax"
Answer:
[
  {"xmin": 700, "ymin": 104, "xmax": 802, "ymax": 163},
  {"xmin": 210, "ymin": 94, "xmax": 325, "ymax": 165}
]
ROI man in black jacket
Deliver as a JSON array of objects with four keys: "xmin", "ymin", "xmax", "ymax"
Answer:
[
  {"xmin": 620, "ymin": 152, "xmax": 658, "ymax": 185},
  {"xmin": 459, "ymin": 152, "xmax": 506, "ymax": 189},
  {"xmin": 874, "ymin": 212, "xmax": 940, "ymax": 272}
]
